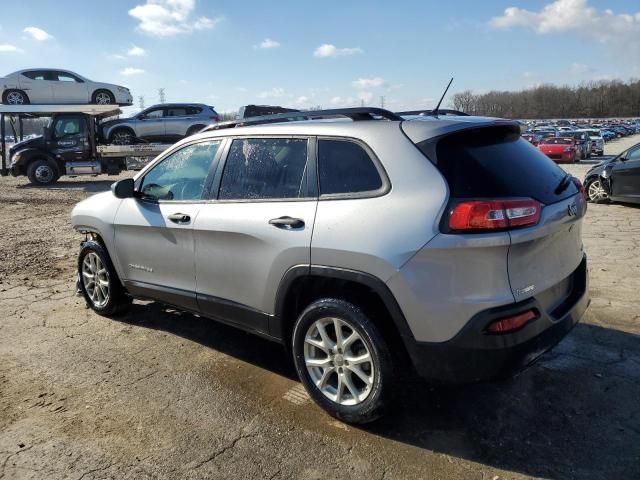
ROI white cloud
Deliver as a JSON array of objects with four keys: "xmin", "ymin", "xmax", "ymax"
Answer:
[
  {"xmin": 23, "ymin": 26, "xmax": 54, "ymax": 41},
  {"xmin": 489, "ymin": 0, "xmax": 640, "ymax": 62},
  {"xmin": 569, "ymin": 63, "xmax": 593, "ymax": 74},
  {"xmin": 129, "ymin": 0, "xmax": 222, "ymax": 37},
  {"xmin": 128, "ymin": 45, "xmax": 146, "ymax": 56},
  {"xmin": 352, "ymin": 77, "xmax": 386, "ymax": 89},
  {"xmin": 314, "ymin": 43, "xmax": 363, "ymax": 58},
  {"xmin": 255, "ymin": 38, "xmax": 280, "ymax": 49},
  {"xmin": 522, "ymin": 71, "xmax": 535, "ymax": 79},
  {"xmin": 109, "ymin": 54, "xmax": 126, "ymax": 60},
  {"xmin": 257, "ymin": 87, "xmax": 286, "ymax": 99},
  {"xmin": 120, "ymin": 67, "xmax": 145, "ymax": 76},
  {"xmin": 0, "ymin": 44, "xmax": 22, "ymax": 53},
  {"xmin": 330, "ymin": 96, "xmax": 358, "ymax": 107}
]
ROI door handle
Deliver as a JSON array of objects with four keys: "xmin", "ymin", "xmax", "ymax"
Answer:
[
  {"xmin": 168, "ymin": 213, "xmax": 191, "ymax": 223},
  {"xmin": 269, "ymin": 216, "xmax": 305, "ymax": 229}
]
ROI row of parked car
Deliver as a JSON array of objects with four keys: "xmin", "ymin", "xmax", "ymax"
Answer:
[{"xmin": 519, "ymin": 120, "xmax": 640, "ymax": 163}]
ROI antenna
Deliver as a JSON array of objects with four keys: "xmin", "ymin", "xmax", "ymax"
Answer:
[{"xmin": 432, "ymin": 77, "xmax": 454, "ymax": 117}]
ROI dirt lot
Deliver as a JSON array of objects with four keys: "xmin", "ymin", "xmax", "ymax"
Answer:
[{"xmin": 1, "ymin": 136, "xmax": 639, "ymax": 480}]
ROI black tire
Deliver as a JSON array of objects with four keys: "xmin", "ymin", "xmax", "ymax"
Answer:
[
  {"xmin": 77, "ymin": 240, "xmax": 131, "ymax": 316},
  {"xmin": 92, "ymin": 89, "xmax": 115, "ymax": 105},
  {"xmin": 2, "ymin": 89, "xmax": 30, "ymax": 105},
  {"xmin": 26, "ymin": 159, "xmax": 59, "ymax": 186},
  {"xmin": 186, "ymin": 125, "xmax": 205, "ymax": 137},
  {"xmin": 292, "ymin": 298, "xmax": 394, "ymax": 424},
  {"xmin": 109, "ymin": 128, "xmax": 135, "ymax": 145}
]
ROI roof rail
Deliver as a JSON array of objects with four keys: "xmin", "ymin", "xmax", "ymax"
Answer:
[
  {"xmin": 203, "ymin": 107, "xmax": 403, "ymax": 132},
  {"xmin": 396, "ymin": 109, "xmax": 470, "ymax": 117}
]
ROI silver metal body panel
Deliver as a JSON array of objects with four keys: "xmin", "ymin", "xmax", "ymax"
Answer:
[{"xmin": 194, "ymin": 201, "xmax": 317, "ymax": 312}]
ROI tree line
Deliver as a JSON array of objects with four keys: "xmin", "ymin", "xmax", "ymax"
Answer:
[{"xmin": 451, "ymin": 79, "xmax": 640, "ymax": 119}]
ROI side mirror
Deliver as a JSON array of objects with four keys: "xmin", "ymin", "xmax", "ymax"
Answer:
[{"xmin": 112, "ymin": 178, "xmax": 135, "ymax": 198}]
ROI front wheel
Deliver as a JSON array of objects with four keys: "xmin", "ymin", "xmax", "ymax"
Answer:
[
  {"xmin": 92, "ymin": 90, "xmax": 115, "ymax": 105},
  {"xmin": 110, "ymin": 129, "xmax": 135, "ymax": 145},
  {"xmin": 292, "ymin": 298, "xmax": 394, "ymax": 424},
  {"xmin": 586, "ymin": 178, "xmax": 610, "ymax": 203},
  {"xmin": 78, "ymin": 241, "xmax": 131, "ymax": 316},
  {"xmin": 26, "ymin": 159, "xmax": 58, "ymax": 186}
]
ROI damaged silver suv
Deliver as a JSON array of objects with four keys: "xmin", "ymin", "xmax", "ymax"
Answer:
[{"xmin": 72, "ymin": 108, "xmax": 589, "ymax": 423}]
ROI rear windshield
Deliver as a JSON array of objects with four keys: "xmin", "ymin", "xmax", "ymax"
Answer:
[
  {"xmin": 543, "ymin": 137, "xmax": 573, "ymax": 144},
  {"xmin": 417, "ymin": 126, "xmax": 577, "ymax": 205}
]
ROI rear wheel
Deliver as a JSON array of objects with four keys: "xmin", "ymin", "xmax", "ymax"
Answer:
[
  {"xmin": 3, "ymin": 90, "xmax": 29, "ymax": 105},
  {"xmin": 26, "ymin": 159, "xmax": 58, "ymax": 186},
  {"xmin": 78, "ymin": 241, "xmax": 131, "ymax": 316},
  {"xmin": 186, "ymin": 125, "xmax": 205, "ymax": 137},
  {"xmin": 292, "ymin": 298, "xmax": 394, "ymax": 424},
  {"xmin": 586, "ymin": 178, "xmax": 609, "ymax": 203},
  {"xmin": 92, "ymin": 90, "xmax": 115, "ymax": 105}
]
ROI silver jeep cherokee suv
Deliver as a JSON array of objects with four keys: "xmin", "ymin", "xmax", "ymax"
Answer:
[{"xmin": 72, "ymin": 108, "xmax": 589, "ymax": 423}]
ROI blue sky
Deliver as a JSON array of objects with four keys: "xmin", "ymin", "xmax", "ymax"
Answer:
[{"xmin": 1, "ymin": 0, "xmax": 639, "ymax": 113}]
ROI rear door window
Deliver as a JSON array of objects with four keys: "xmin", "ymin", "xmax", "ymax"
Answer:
[
  {"xmin": 218, "ymin": 138, "xmax": 309, "ymax": 200},
  {"xmin": 23, "ymin": 70, "xmax": 50, "ymax": 81},
  {"xmin": 166, "ymin": 107, "xmax": 188, "ymax": 117},
  {"xmin": 318, "ymin": 139, "xmax": 383, "ymax": 196},
  {"xmin": 420, "ymin": 126, "xmax": 577, "ymax": 205}
]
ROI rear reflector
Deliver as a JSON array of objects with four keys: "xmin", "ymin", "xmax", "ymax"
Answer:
[
  {"xmin": 487, "ymin": 310, "xmax": 537, "ymax": 333},
  {"xmin": 449, "ymin": 198, "xmax": 542, "ymax": 231}
]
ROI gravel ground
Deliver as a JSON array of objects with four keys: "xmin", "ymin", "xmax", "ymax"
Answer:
[{"xmin": 1, "ymin": 136, "xmax": 639, "ymax": 480}]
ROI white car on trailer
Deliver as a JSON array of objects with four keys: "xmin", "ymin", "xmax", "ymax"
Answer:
[{"xmin": 1, "ymin": 69, "xmax": 133, "ymax": 106}]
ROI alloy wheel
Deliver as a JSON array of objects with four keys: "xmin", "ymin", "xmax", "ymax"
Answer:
[
  {"xmin": 95, "ymin": 92, "xmax": 112, "ymax": 105},
  {"xmin": 588, "ymin": 179, "xmax": 608, "ymax": 202},
  {"xmin": 303, "ymin": 317, "xmax": 375, "ymax": 406},
  {"xmin": 82, "ymin": 252, "xmax": 110, "ymax": 308},
  {"xmin": 6, "ymin": 91, "xmax": 25, "ymax": 104}
]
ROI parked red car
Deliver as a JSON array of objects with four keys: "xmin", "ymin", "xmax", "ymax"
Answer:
[{"xmin": 537, "ymin": 137, "xmax": 578, "ymax": 163}]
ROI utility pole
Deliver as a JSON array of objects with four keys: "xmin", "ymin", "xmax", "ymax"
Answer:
[
  {"xmin": 360, "ymin": 99, "xmax": 365, "ymax": 107},
  {"xmin": 380, "ymin": 96, "xmax": 385, "ymax": 109},
  {"xmin": 138, "ymin": 96, "xmax": 145, "ymax": 110},
  {"xmin": 158, "ymin": 88, "xmax": 166, "ymax": 104}
]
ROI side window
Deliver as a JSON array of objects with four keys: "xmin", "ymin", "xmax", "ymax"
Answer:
[
  {"xmin": 166, "ymin": 107, "xmax": 188, "ymax": 117},
  {"xmin": 55, "ymin": 72, "xmax": 82, "ymax": 82},
  {"xmin": 23, "ymin": 70, "xmax": 48, "ymax": 80},
  {"xmin": 318, "ymin": 139, "xmax": 383, "ymax": 195},
  {"xmin": 139, "ymin": 141, "xmax": 221, "ymax": 201},
  {"xmin": 218, "ymin": 138, "xmax": 308, "ymax": 200},
  {"xmin": 627, "ymin": 147, "xmax": 640, "ymax": 161},
  {"xmin": 187, "ymin": 107, "xmax": 202, "ymax": 115},
  {"xmin": 54, "ymin": 116, "xmax": 85, "ymax": 137},
  {"xmin": 143, "ymin": 108, "xmax": 164, "ymax": 119}
]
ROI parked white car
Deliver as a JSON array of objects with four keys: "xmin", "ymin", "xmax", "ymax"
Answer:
[{"xmin": 1, "ymin": 69, "xmax": 133, "ymax": 106}]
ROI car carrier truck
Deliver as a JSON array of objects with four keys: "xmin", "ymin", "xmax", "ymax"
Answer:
[{"xmin": 0, "ymin": 105, "xmax": 168, "ymax": 185}]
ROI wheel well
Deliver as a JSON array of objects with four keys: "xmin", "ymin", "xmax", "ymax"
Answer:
[
  {"xmin": 109, "ymin": 126, "xmax": 135, "ymax": 137},
  {"xmin": 280, "ymin": 275, "xmax": 412, "ymax": 367},
  {"xmin": 26, "ymin": 156, "xmax": 61, "ymax": 176},
  {"xmin": 93, "ymin": 89, "xmax": 114, "ymax": 100},
  {"xmin": 187, "ymin": 124, "xmax": 205, "ymax": 133}
]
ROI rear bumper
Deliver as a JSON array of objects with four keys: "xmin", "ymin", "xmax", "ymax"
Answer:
[{"xmin": 406, "ymin": 255, "xmax": 589, "ymax": 383}]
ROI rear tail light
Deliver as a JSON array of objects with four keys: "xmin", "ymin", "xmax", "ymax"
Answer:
[
  {"xmin": 572, "ymin": 177, "xmax": 586, "ymax": 197},
  {"xmin": 449, "ymin": 198, "xmax": 542, "ymax": 232},
  {"xmin": 210, "ymin": 116, "xmax": 219, "ymax": 121},
  {"xmin": 486, "ymin": 309, "xmax": 537, "ymax": 333}
]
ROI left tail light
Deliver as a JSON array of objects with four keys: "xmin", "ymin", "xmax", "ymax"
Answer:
[{"xmin": 448, "ymin": 198, "xmax": 542, "ymax": 232}]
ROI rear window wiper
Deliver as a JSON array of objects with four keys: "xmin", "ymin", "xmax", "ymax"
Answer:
[{"xmin": 554, "ymin": 173, "xmax": 572, "ymax": 195}]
